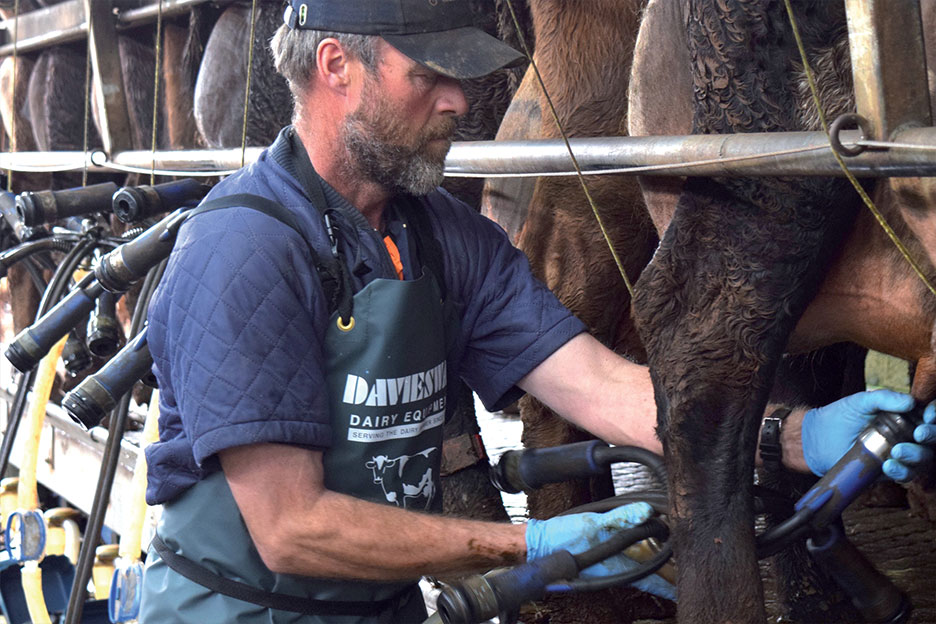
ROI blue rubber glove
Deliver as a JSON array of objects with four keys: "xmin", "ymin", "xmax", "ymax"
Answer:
[
  {"xmin": 884, "ymin": 400, "xmax": 936, "ymax": 481},
  {"xmin": 802, "ymin": 390, "xmax": 935, "ymax": 480},
  {"xmin": 525, "ymin": 502, "xmax": 676, "ymax": 600}
]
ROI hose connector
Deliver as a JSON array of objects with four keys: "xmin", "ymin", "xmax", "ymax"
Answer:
[
  {"xmin": 62, "ymin": 329, "xmax": 153, "ymax": 430},
  {"xmin": 112, "ymin": 179, "xmax": 209, "ymax": 223}
]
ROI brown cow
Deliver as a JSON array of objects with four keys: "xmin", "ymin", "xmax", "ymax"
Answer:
[
  {"xmin": 481, "ymin": 0, "xmax": 935, "ymax": 621},
  {"xmin": 628, "ymin": 0, "xmax": 936, "ymax": 622},
  {"xmin": 481, "ymin": 2, "xmax": 679, "ymax": 621}
]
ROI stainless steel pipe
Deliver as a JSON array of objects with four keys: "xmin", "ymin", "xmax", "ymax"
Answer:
[
  {"xmin": 444, "ymin": 127, "xmax": 936, "ymax": 178},
  {"xmin": 2, "ymin": 127, "xmax": 934, "ymax": 178}
]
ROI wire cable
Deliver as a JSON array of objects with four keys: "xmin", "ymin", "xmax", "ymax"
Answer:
[
  {"xmin": 6, "ymin": 0, "xmax": 20, "ymax": 192},
  {"xmin": 150, "ymin": 0, "xmax": 164, "ymax": 185},
  {"xmin": 503, "ymin": 0, "xmax": 635, "ymax": 298},
  {"xmin": 240, "ymin": 0, "xmax": 259, "ymax": 168},
  {"xmin": 81, "ymin": 15, "xmax": 92, "ymax": 188}
]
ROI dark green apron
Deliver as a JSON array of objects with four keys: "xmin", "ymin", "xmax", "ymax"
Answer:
[{"xmin": 140, "ymin": 196, "xmax": 449, "ymax": 622}]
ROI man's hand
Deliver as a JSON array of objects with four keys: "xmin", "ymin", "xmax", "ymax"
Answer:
[
  {"xmin": 801, "ymin": 390, "xmax": 936, "ymax": 480},
  {"xmin": 525, "ymin": 502, "xmax": 676, "ymax": 600},
  {"xmin": 885, "ymin": 401, "xmax": 936, "ymax": 481}
]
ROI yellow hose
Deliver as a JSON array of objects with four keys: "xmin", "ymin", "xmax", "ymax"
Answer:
[
  {"xmin": 21, "ymin": 560, "xmax": 53, "ymax": 624},
  {"xmin": 119, "ymin": 390, "xmax": 160, "ymax": 561},
  {"xmin": 14, "ymin": 334, "xmax": 67, "ymax": 624},
  {"xmin": 62, "ymin": 518, "xmax": 82, "ymax": 565},
  {"xmin": 44, "ymin": 507, "xmax": 82, "ymax": 563},
  {"xmin": 16, "ymin": 334, "xmax": 67, "ymax": 511}
]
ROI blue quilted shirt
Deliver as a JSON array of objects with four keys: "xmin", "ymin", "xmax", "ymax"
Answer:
[{"xmin": 144, "ymin": 127, "xmax": 585, "ymax": 505}]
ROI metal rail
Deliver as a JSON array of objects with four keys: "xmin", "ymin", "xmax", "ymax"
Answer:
[
  {"xmin": 1, "ymin": 127, "xmax": 934, "ymax": 179},
  {"xmin": 445, "ymin": 127, "xmax": 936, "ymax": 178},
  {"xmin": 0, "ymin": 0, "xmax": 235, "ymax": 56}
]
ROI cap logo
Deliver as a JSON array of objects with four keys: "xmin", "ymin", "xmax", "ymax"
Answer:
[{"xmin": 298, "ymin": 3, "xmax": 307, "ymax": 26}]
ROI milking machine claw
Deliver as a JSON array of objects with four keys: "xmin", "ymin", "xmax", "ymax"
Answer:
[
  {"xmin": 757, "ymin": 404, "xmax": 928, "ymax": 623},
  {"xmin": 428, "ymin": 444, "xmax": 674, "ymax": 624}
]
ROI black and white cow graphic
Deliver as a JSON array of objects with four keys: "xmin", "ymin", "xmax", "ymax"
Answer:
[{"xmin": 365, "ymin": 447, "xmax": 437, "ymax": 510}]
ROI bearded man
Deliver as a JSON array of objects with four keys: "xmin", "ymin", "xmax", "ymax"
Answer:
[{"xmin": 138, "ymin": 1, "xmax": 936, "ymax": 622}]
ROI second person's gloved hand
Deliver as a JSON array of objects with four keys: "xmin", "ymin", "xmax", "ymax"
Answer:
[
  {"xmin": 525, "ymin": 501, "xmax": 676, "ymax": 600},
  {"xmin": 801, "ymin": 389, "xmax": 936, "ymax": 480}
]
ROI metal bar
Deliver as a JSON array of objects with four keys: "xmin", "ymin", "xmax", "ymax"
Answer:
[
  {"xmin": 84, "ymin": 0, "xmax": 134, "ymax": 154},
  {"xmin": 0, "ymin": 1, "xmax": 87, "ymax": 55},
  {"xmin": 2, "ymin": 127, "xmax": 935, "ymax": 178},
  {"xmin": 0, "ymin": 150, "xmax": 94, "ymax": 171},
  {"xmin": 0, "ymin": 0, "xmax": 232, "ymax": 57},
  {"xmin": 104, "ymin": 146, "xmax": 265, "ymax": 174},
  {"xmin": 118, "ymin": 0, "xmax": 235, "ymax": 25},
  {"xmin": 845, "ymin": 0, "xmax": 932, "ymax": 139},
  {"xmin": 444, "ymin": 127, "xmax": 936, "ymax": 177}
]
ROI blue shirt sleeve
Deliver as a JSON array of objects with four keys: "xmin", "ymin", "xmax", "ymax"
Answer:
[
  {"xmin": 426, "ymin": 191, "xmax": 586, "ymax": 411},
  {"xmin": 147, "ymin": 207, "xmax": 332, "ymax": 470}
]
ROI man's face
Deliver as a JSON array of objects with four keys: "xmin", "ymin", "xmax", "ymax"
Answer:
[{"xmin": 339, "ymin": 45, "xmax": 464, "ymax": 196}]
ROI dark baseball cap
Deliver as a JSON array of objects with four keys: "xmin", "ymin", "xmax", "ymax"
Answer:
[{"xmin": 282, "ymin": 0, "xmax": 525, "ymax": 79}]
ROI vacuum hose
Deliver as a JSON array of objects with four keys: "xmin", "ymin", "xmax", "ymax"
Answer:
[
  {"xmin": 16, "ymin": 182, "xmax": 118, "ymax": 227},
  {"xmin": 112, "ymin": 179, "xmax": 209, "ymax": 223}
]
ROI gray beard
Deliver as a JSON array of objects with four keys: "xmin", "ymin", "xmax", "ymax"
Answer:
[{"xmin": 340, "ymin": 114, "xmax": 449, "ymax": 197}]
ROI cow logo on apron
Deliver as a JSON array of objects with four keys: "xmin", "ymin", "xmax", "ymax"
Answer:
[{"xmin": 364, "ymin": 447, "xmax": 437, "ymax": 509}]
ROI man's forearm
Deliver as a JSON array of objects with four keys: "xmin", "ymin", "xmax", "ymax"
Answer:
[
  {"xmin": 779, "ymin": 406, "xmax": 808, "ymax": 472},
  {"xmin": 754, "ymin": 405, "xmax": 809, "ymax": 472},
  {"xmin": 221, "ymin": 443, "xmax": 526, "ymax": 581},
  {"xmin": 273, "ymin": 488, "xmax": 527, "ymax": 580},
  {"xmin": 518, "ymin": 333, "xmax": 663, "ymax": 453},
  {"xmin": 520, "ymin": 334, "xmax": 817, "ymax": 473}
]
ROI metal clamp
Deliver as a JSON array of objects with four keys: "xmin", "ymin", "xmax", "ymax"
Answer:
[
  {"xmin": 829, "ymin": 113, "xmax": 872, "ymax": 157},
  {"xmin": 109, "ymin": 559, "xmax": 145, "ymax": 622},
  {"xmin": 5, "ymin": 509, "xmax": 47, "ymax": 562}
]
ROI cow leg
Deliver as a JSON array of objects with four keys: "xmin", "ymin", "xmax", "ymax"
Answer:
[
  {"xmin": 441, "ymin": 384, "xmax": 509, "ymax": 523},
  {"xmin": 633, "ymin": 2, "xmax": 867, "ymax": 619},
  {"xmin": 161, "ymin": 8, "xmax": 212, "ymax": 150},
  {"xmin": 634, "ymin": 176, "xmax": 849, "ymax": 622}
]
